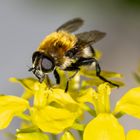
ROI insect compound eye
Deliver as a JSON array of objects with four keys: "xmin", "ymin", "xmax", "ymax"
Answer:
[{"xmin": 41, "ymin": 56, "xmax": 54, "ymax": 73}]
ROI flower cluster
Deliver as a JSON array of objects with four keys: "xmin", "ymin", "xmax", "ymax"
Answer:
[{"xmin": 1, "ymin": 64, "xmax": 140, "ymax": 140}]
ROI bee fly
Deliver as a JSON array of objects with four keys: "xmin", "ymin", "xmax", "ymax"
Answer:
[{"xmin": 29, "ymin": 18, "xmax": 119, "ymax": 92}]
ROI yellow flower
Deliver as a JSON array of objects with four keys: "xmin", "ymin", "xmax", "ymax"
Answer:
[
  {"xmin": 1, "ymin": 75, "xmax": 140, "ymax": 139},
  {"xmin": 31, "ymin": 88, "xmax": 83, "ymax": 134},
  {"xmin": 10, "ymin": 77, "xmax": 83, "ymax": 134},
  {"xmin": 81, "ymin": 83, "xmax": 140, "ymax": 140},
  {"xmin": 0, "ymin": 95, "xmax": 29, "ymax": 129}
]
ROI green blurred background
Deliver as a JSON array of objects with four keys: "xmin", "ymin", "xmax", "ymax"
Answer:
[{"xmin": 0, "ymin": 0, "xmax": 140, "ymax": 139}]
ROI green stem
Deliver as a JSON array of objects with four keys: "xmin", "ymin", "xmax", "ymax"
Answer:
[
  {"xmin": 16, "ymin": 126, "xmax": 39, "ymax": 134},
  {"xmin": 113, "ymin": 112, "xmax": 124, "ymax": 118},
  {"xmin": 71, "ymin": 123, "xmax": 85, "ymax": 131},
  {"xmin": 51, "ymin": 134, "xmax": 57, "ymax": 140},
  {"xmin": 82, "ymin": 104, "xmax": 96, "ymax": 117},
  {"xmin": 96, "ymin": 84, "xmax": 111, "ymax": 114},
  {"xmin": 17, "ymin": 113, "xmax": 31, "ymax": 121},
  {"xmin": 104, "ymin": 91, "xmax": 110, "ymax": 113},
  {"xmin": 78, "ymin": 130, "xmax": 83, "ymax": 140}
]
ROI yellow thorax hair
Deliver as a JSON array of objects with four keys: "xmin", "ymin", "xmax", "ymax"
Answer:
[{"xmin": 37, "ymin": 31, "xmax": 77, "ymax": 52}]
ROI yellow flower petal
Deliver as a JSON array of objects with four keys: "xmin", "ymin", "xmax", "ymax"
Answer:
[
  {"xmin": 114, "ymin": 87, "xmax": 140, "ymax": 119},
  {"xmin": 9, "ymin": 77, "xmax": 38, "ymax": 99},
  {"xmin": 76, "ymin": 88, "xmax": 96, "ymax": 105},
  {"xmin": 49, "ymin": 89, "xmax": 82, "ymax": 114},
  {"xmin": 83, "ymin": 113, "xmax": 125, "ymax": 140},
  {"xmin": 0, "ymin": 95, "xmax": 29, "ymax": 129},
  {"xmin": 126, "ymin": 129, "xmax": 140, "ymax": 140},
  {"xmin": 61, "ymin": 131, "xmax": 75, "ymax": 140},
  {"xmin": 0, "ymin": 110, "xmax": 13, "ymax": 130},
  {"xmin": 33, "ymin": 87, "xmax": 49, "ymax": 108},
  {"xmin": 16, "ymin": 132, "xmax": 49, "ymax": 140},
  {"xmin": 9, "ymin": 77, "xmax": 37, "ymax": 89},
  {"xmin": 31, "ymin": 106, "xmax": 79, "ymax": 134},
  {"xmin": 76, "ymin": 83, "xmax": 112, "ymax": 114},
  {"xmin": 9, "ymin": 77, "xmax": 47, "ymax": 99},
  {"xmin": 31, "ymin": 88, "xmax": 83, "ymax": 134}
]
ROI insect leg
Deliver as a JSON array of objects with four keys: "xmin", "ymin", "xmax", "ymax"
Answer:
[
  {"xmin": 45, "ymin": 75, "xmax": 51, "ymax": 88},
  {"xmin": 95, "ymin": 60, "xmax": 119, "ymax": 87},
  {"xmin": 74, "ymin": 57, "xmax": 119, "ymax": 87},
  {"xmin": 64, "ymin": 66, "xmax": 80, "ymax": 92},
  {"xmin": 28, "ymin": 67, "xmax": 45, "ymax": 83},
  {"xmin": 53, "ymin": 69, "xmax": 60, "ymax": 84}
]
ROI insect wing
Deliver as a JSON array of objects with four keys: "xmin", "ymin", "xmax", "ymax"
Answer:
[
  {"xmin": 56, "ymin": 18, "xmax": 84, "ymax": 33},
  {"xmin": 76, "ymin": 30, "xmax": 106, "ymax": 45},
  {"xmin": 65, "ymin": 30, "xmax": 106, "ymax": 58}
]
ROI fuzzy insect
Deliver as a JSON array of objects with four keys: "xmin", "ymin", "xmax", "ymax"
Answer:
[{"xmin": 29, "ymin": 18, "xmax": 118, "ymax": 92}]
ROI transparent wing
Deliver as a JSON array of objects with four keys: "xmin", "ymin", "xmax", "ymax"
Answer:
[
  {"xmin": 76, "ymin": 30, "xmax": 106, "ymax": 45},
  {"xmin": 65, "ymin": 30, "xmax": 106, "ymax": 58},
  {"xmin": 56, "ymin": 18, "xmax": 84, "ymax": 33}
]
